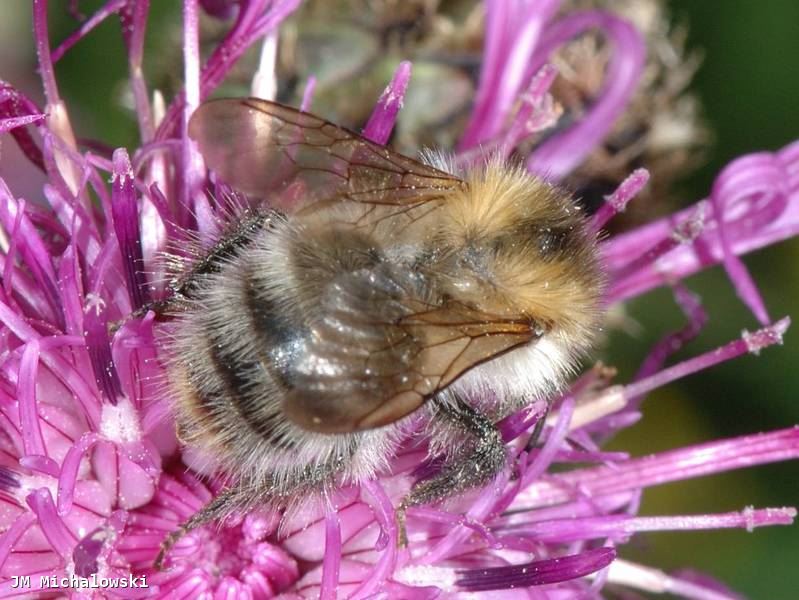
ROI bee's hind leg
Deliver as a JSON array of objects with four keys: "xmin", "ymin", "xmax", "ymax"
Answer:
[
  {"xmin": 114, "ymin": 212, "xmax": 274, "ymax": 334},
  {"xmin": 154, "ymin": 485, "xmax": 241, "ymax": 570},
  {"xmin": 397, "ymin": 397, "xmax": 507, "ymax": 544},
  {"xmin": 108, "ymin": 295, "xmax": 190, "ymax": 334}
]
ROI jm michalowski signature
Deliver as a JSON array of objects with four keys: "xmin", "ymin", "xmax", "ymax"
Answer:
[{"xmin": 11, "ymin": 573, "xmax": 148, "ymax": 589}]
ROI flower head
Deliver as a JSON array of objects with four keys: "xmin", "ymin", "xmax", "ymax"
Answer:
[{"xmin": 0, "ymin": 1, "xmax": 797, "ymax": 598}]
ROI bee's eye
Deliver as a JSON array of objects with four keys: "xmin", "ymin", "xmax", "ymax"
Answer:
[{"xmin": 536, "ymin": 226, "xmax": 572, "ymax": 257}]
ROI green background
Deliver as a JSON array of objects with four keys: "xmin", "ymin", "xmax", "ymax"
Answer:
[
  {"xmin": 2, "ymin": 1, "xmax": 798, "ymax": 598},
  {"xmin": 608, "ymin": 3, "xmax": 799, "ymax": 598}
]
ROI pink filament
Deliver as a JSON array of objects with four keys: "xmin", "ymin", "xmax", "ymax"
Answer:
[
  {"xmin": 319, "ymin": 509, "xmax": 342, "ymax": 600},
  {"xmin": 18, "ymin": 340, "xmax": 46, "ymax": 457}
]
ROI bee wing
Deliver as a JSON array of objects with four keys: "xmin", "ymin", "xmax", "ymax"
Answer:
[
  {"xmin": 282, "ymin": 267, "xmax": 541, "ymax": 433},
  {"xmin": 188, "ymin": 98, "xmax": 465, "ymax": 220}
]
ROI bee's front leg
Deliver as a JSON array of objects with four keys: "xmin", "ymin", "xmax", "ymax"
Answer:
[
  {"xmin": 524, "ymin": 401, "xmax": 551, "ymax": 451},
  {"xmin": 397, "ymin": 396, "xmax": 507, "ymax": 544}
]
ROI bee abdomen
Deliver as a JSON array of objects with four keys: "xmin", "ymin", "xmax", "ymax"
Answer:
[
  {"xmin": 168, "ymin": 219, "xmax": 301, "ymax": 453},
  {"xmin": 205, "ymin": 329, "xmax": 286, "ymax": 442},
  {"xmin": 242, "ymin": 273, "xmax": 304, "ymax": 390}
]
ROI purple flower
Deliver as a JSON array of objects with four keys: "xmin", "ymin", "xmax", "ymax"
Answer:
[{"xmin": 0, "ymin": 0, "xmax": 797, "ymax": 598}]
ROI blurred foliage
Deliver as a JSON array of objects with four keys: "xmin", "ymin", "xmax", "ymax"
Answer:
[{"xmin": 3, "ymin": 1, "xmax": 799, "ymax": 597}]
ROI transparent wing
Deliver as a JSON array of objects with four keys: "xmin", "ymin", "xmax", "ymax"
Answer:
[
  {"xmin": 282, "ymin": 266, "xmax": 541, "ymax": 433},
  {"xmin": 188, "ymin": 98, "xmax": 466, "ymax": 223}
]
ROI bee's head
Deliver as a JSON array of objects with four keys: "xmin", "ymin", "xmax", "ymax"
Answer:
[{"xmin": 432, "ymin": 160, "xmax": 604, "ymax": 350}]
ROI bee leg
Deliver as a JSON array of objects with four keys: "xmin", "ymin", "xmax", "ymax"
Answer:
[
  {"xmin": 524, "ymin": 401, "xmax": 551, "ymax": 451},
  {"xmin": 108, "ymin": 295, "xmax": 190, "ymax": 334},
  {"xmin": 154, "ymin": 485, "xmax": 241, "ymax": 570},
  {"xmin": 114, "ymin": 212, "xmax": 273, "ymax": 334},
  {"xmin": 397, "ymin": 398, "xmax": 506, "ymax": 545}
]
